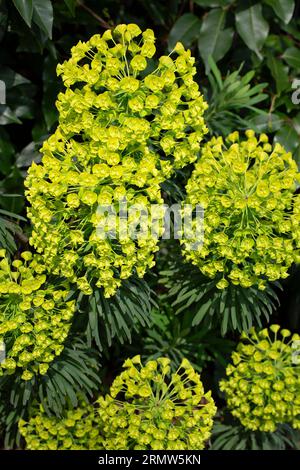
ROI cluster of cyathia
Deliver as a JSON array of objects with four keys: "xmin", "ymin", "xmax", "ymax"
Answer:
[
  {"xmin": 25, "ymin": 24, "xmax": 208, "ymax": 298},
  {"xmin": 19, "ymin": 402, "xmax": 103, "ymax": 450},
  {"xmin": 220, "ymin": 325, "xmax": 300, "ymax": 432},
  {"xmin": 0, "ymin": 250, "xmax": 75, "ymax": 381},
  {"xmin": 19, "ymin": 356, "xmax": 216, "ymax": 450},
  {"xmin": 182, "ymin": 131, "xmax": 300, "ymax": 290},
  {"xmin": 97, "ymin": 355, "xmax": 216, "ymax": 450}
]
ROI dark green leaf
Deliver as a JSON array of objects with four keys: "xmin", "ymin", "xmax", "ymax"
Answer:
[
  {"xmin": 198, "ymin": 9, "xmax": 233, "ymax": 72},
  {"xmin": 221, "ymin": 304, "xmax": 230, "ymax": 335},
  {"xmin": 42, "ymin": 56, "xmax": 59, "ymax": 130},
  {"xmin": 266, "ymin": 54, "xmax": 289, "ymax": 93},
  {"xmin": 249, "ymin": 113, "xmax": 283, "ymax": 132},
  {"xmin": 0, "ymin": 106, "xmax": 21, "ymax": 125},
  {"xmin": 282, "ymin": 47, "xmax": 300, "ymax": 69},
  {"xmin": 12, "ymin": 0, "xmax": 33, "ymax": 27},
  {"xmin": 194, "ymin": 0, "xmax": 233, "ymax": 5},
  {"xmin": 235, "ymin": 3, "xmax": 269, "ymax": 58},
  {"xmin": 63, "ymin": 0, "xmax": 77, "ymax": 16},
  {"xmin": 223, "ymin": 434, "xmax": 240, "ymax": 450},
  {"xmin": 281, "ymin": 23, "xmax": 300, "ymax": 40},
  {"xmin": 266, "ymin": 0, "xmax": 295, "ymax": 24},
  {"xmin": 0, "ymin": 7, "xmax": 8, "ymax": 42},
  {"xmin": 168, "ymin": 13, "xmax": 201, "ymax": 50},
  {"xmin": 0, "ymin": 128, "xmax": 14, "ymax": 175},
  {"xmin": 292, "ymin": 113, "xmax": 300, "ymax": 134},
  {"xmin": 16, "ymin": 141, "xmax": 43, "ymax": 169},
  {"xmin": 32, "ymin": 0, "xmax": 53, "ymax": 39},
  {"xmin": 274, "ymin": 125, "xmax": 299, "ymax": 152},
  {"xmin": 208, "ymin": 56, "xmax": 223, "ymax": 89},
  {"xmin": 0, "ymin": 66, "xmax": 30, "ymax": 89},
  {"xmin": 0, "ymin": 209, "xmax": 26, "ymax": 221}
]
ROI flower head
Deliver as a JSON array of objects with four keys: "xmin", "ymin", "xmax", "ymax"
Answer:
[
  {"xmin": 0, "ymin": 252, "xmax": 75, "ymax": 380},
  {"xmin": 220, "ymin": 326, "xmax": 300, "ymax": 432},
  {"xmin": 182, "ymin": 132, "xmax": 300, "ymax": 290},
  {"xmin": 25, "ymin": 24, "xmax": 208, "ymax": 298},
  {"xmin": 97, "ymin": 357, "xmax": 217, "ymax": 450},
  {"xmin": 19, "ymin": 402, "xmax": 103, "ymax": 450}
]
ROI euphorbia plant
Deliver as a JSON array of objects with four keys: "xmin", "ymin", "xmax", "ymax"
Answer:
[
  {"xmin": 25, "ymin": 23, "xmax": 208, "ymax": 298},
  {"xmin": 0, "ymin": 250, "xmax": 75, "ymax": 381},
  {"xmin": 220, "ymin": 325, "xmax": 300, "ymax": 432},
  {"xmin": 97, "ymin": 356, "xmax": 216, "ymax": 450},
  {"xmin": 182, "ymin": 131, "xmax": 300, "ymax": 290},
  {"xmin": 19, "ymin": 356, "xmax": 217, "ymax": 450}
]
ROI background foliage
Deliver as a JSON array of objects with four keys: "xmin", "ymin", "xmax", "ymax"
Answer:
[{"xmin": 0, "ymin": 0, "xmax": 300, "ymax": 450}]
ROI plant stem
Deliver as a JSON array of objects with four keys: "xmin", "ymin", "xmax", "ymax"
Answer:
[{"xmin": 77, "ymin": 1, "xmax": 112, "ymax": 30}]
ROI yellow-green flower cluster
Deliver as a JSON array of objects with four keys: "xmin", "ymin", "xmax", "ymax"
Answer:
[
  {"xmin": 0, "ymin": 250, "xmax": 75, "ymax": 381},
  {"xmin": 26, "ymin": 155, "xmax": 163, "ymax": 297},
  {"xmin": 56, "ymin": 23, "xmax": 208, "ymax": 173},
  {"xmin": 220, "ymin": 325, "xmax": 300, "ymax": 432},
  {"xmin": 97, "ymin": 355, "xmax": 216, "ymax": 450},
  {"xmin": 18, "ymin": 356, "xmax": 216, "ymax": 450},
  {"xmin": 182, "ymin": 131, "xmax": 300, "ymax": 290},
  {"xmin": 19, "ymin": 402, "xmax": 104, "ymax": 450},
  {"xmin": 25, "ymin": 24, "xmax": 208, "ymax": 298}
]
